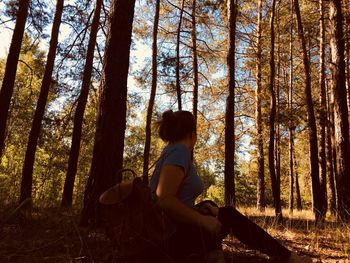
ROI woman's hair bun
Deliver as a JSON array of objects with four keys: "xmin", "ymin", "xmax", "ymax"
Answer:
[
  {"xmin": 162, "ymin": 110, "xmax": 176, "ymax": 123},
  {"xmin": 158, "ymin": 110, "xmax": 176, "ymax": 142},
  {"xmin": 157, "ymin": 110, "xmax": 196, "ymax": 143}
]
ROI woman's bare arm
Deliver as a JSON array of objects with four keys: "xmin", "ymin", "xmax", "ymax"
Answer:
[{"xmin": 156, "ymin": 164, "xmax": 221, "ymax": 235}]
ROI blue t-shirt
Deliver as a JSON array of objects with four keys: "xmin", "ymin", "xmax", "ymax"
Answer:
[{"xmin": 150, "ymin": 143, "xmax": 204, "ymax": 207}]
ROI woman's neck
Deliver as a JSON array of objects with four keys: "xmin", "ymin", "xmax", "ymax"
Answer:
[{"xmin": 170, "ymin": 139, "xmax": 192, "ymax": 150}]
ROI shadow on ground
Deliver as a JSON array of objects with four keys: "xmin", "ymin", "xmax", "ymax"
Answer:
[{"xmin": 0, "ymin": 208, "xmax": 348, "ymax": 262}]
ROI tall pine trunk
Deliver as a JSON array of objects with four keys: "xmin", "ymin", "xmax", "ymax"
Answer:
[
  {"xmin": 288, "ymin": 0, "xmax": 294, "ymax": 212},
  {"xmin": 329, "ymin": 0, "xmax": 350, "ymax": 221},
  {"xmin": 268, "ymin": 0, "xmax": 282, "ymax": 219},
  {"xmin": 20, "ymin": 0, "xmax": 64, "ymax": 204},
  {"xmin": 294, "ymin": 0, "xmax": 323, "ymax": 222},
  {"xmin": 175, "ymin": 0, "xmax": 185, "ymax": 110},
  {"xmin": 326, "ymin": 81, "xmax": 337, "ymax": 215},
  {"xmin": 80, "ymin": 0, "xmax": 136, "ymax": 226},
  {"xmin": 344, "ymin": 3, "xmax": 350, "ymax": 113},
  {"xmin": 0, "ymin": 0, "xmax": 30, "ymax": 159},
  {"xmin": 142, "ymin": 0, "xmax": 160, "ymax": 183},
  {"xmin": 275, "ymin": 2, "xmax": 281, "ymax": 212},
  {"xmin": 61, "ymin": 0, "xmax": 103, "ymax": 207},
  {"xmin": 255, "ymin": 0, "xmax": 265, "ymax": 212},
  {"xmin": 294, "ymin": 153, "xmax": 303, "ymax": 210},
  {"xmin": 225, "ymin": 0, "xmax": 236, "ymax": 207},
  {"xmin": 191, "ymin": 0, "xmax": 199, "ymax": 129},
  {"xmin": 318, "ymin": 0, "xmax": 328, "ymax": 216}
]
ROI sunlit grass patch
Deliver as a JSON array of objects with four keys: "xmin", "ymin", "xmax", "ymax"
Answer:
[{"xmin": 233, "ymin": 206, "xmax": 350, "ymax": 262}]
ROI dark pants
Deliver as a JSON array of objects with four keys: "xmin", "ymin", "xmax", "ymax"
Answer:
[{"xmin": 167, "ymin": 206, "xmax": 291, "ymax": 263}]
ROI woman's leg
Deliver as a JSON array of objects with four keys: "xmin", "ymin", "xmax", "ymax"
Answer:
[
  {"xmin": 167, "ymin": 223, "xmax": 222, "ymax": 262},
  {"xmin": 218, "ymin": 206, "xmax": 291, "ymax": 262}
]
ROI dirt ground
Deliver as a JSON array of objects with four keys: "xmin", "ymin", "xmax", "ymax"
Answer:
[{"xmin": 0, "ymin": 208, "xmax": 349, "ymax": 263}]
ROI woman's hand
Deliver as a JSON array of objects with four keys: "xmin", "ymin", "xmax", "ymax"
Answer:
[
  {"xmin": 205, "ymin": 203, "xmax": 219, "ymax": 217},
  {"xmin": 199, "ymin": 215, "xmax": 222, "ymax": 237}
]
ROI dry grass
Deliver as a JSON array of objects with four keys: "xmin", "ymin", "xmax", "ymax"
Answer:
[
  {"xmin": 226, "ymin": 207, "xmax": 350, "ymax": 263},
  {"xmin": 0, "ymin": 206, "xmax": 349, "ymax": 262}
]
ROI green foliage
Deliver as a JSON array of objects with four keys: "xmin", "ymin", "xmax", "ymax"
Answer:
[{"xmin": 0, "ymin": 0, "xmax": 347, "ymax": 212}]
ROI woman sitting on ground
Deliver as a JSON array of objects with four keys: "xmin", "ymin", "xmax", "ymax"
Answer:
[{"xmin": 150, "ymin": 109, "xmax": 312, "ymax": 263}]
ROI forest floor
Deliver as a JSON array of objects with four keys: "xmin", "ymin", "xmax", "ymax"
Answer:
[{"xmin": 0, "ymin": 207, "xmax": 349, "ymax": 263}]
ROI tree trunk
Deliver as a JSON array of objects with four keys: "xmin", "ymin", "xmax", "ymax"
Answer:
[
  {"xmin": 294, "ymin": 152, "xmax": 303, "ymax": 210},
  {"xmin": 268, "ymin": 0, "xmax": 282, "ymax": 219},
  {"xmin": 329, "ymin": 0, "xmax": 350, "ymax": 222},
  {"xmin": 289, "ymin": 0, "xmax": 294, "ymax": 213},
  {"xmin": 255, "ymin": 0, "xmax": 265, "ymax": 212},
  {"xmin": 20, "ymin": 0, "xmax": 64, "ymax": 204},
  {"xmin": 344, "ymin": 3, "xmax": 350, "ymax": 113},
  {"xmin": 0, "ymin": 0, "xmax": 30, "ymax": 159},
  {"xmin": 175, "ymin": 0, "xmax": 185, "ymax": 111},
  {"xmin": 61, "ymin": 0, "xmax": 103, "ymax": 208},
  {"xmin": 318, "ymin": 0, "xmax": 328, "ymax": 216},
  {"xmin": 191, "ymin": 0, "xmax": 199, "ymax": 129},
  {"xmin": 225, "ymin": 0, "xmax": 236, "ymax": 207},
  {"xmin": 330, "ymin": 82, "xmax": 339, "ymax": 214},
  {"xmin": 142, "ymin": 0, "xmax": 160, "ymax": 184},
  {"xmin": 275, "ymin": 1, "xmax": 281, "ymax": 214},
  {"xmin": 294, "ymin": 0, "xmax": 323, "ymax": 222},
  {"xmin": 326, "ymin": 81, "xmax": 337, "ymax": 215},
  {"xmin": 80, "ymin": 0, "xmax": 136, "ymax": 226}
]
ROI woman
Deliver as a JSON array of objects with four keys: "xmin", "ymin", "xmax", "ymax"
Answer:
[{"xmin": 150, "ymin": 110, "xmax": 312, "ymax": 263}]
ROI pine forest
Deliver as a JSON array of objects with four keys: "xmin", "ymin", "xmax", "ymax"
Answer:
[{"xmin": 0, "ymin": 0, "xmax": 350, "ymax": 262}]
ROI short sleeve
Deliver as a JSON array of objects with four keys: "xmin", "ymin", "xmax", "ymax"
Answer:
[{"xmin": 162, "ymin": 144, "xmax": 191, "ymax": 175}]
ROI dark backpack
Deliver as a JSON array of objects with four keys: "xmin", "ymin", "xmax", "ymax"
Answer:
[{"xmin": 99, "ymin": 170, "xmax": 175, "ymax": 262}]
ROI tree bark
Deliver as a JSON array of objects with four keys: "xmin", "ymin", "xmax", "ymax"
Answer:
[
  {"xmin": 0, "ymin": 0, "xmax": 30, "ymax": 159},
  {"xmin": 344, "ymin": 3, "xmax": 350, "ymax": 113},
  {"xmin": 80, "ymin": 0, "xmax": 136, "ymax": 226},
  {"xmin": 275, "ymin": 1, "xmax": 281, "ymax": 215},
  {"xmin": 175, "ymin": 0, "xmax": 185, "ymax": 111},
  {"xmin": 268, "ymin": 0, "xmax": 282, "ymax": 219},
  {"xmin": 255, "ymin": 0, "xmax": 265, "ymax": 212},
  {"xmin": 294, "ymin": 153, "xmax": 303, "ymax": 210},
  {"xmin": 191, "ymin": 0, "xmax": 199, "ymax": 129},
  {"xmin": 225, "ymin": 0, "xmax": 236, "ymax": 207},
  {"xmin": 289, "ymin": 0, "xmax": 294, "ymax": 213},
  {"xmin": 329, "ymin": 0, "xmax": 350, "ymax": 221},
  {"xmin": 318, "ymin": 0, "xmax": 328, "ymax": 216},
  {"xmin": 142, "ymin": 0, "xmax": 160, "ymax": 184},
  {"xmin": 294, "ymin": 0, "xmax": 323, "ymax": 222},
  {"xmin": 61, "ymin": 0, "xmax": 103, "ymax": 207},
  {"xmin": 330, "ymin": 82, "xmax": 339, "ymax": 214},
  {"xmin": 326, "ymin": 81, "xmax": 337, "ymax": 215},
  {"xmin": 20, "ymin": 0, "xmax": 64, "ymax": 204}
]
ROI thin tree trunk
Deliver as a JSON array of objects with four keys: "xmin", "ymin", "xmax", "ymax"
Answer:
[
  {"xmin": 294, "ymin": 0, "xmax": 323, "ymax": 222},
  {"xmin": 20, "ymin": 0, "xmax": 64, "ymax": 204},
  {"xmin": 175, "ymin": 0, "xmax": 185, "ymax": 111},
  {"xmin": 268, "ymin": 0, "xmax": 282, "ymax": 219},
  {"xmin": 275, "ymin": 1, "xmax": 281, "ymax": 211},
  {"xmin": 0, "ymin": 0, "xmax": 30, "ymax": 159},
  {"xmin": 255, "ymin": 0, "xmax": 265, "ymax": 212},
  {"xmin": 61, "ymin": 0, "xmax": 103, "ymax": 207},
  {"xmin": 80, "ymin": 0, "xmax": 136, "ymax": 226},
  {"xmin": 330, "ymin": 81, "xmax": 339, "ymax": 214},
  {"xmin": 225, "ymin": 0, "xmax": 236, "ymax": 207},
  {"xmin": 329, "ymin": 0, "xmax": 350, "ymax": 221},
  {"xmin": 318, "ymin": 0, "xmax": 328, "ymax": 216},
  {"xmin": 289, "ymin": 0, "xmax": 294, "ymax": 213},
  {"xmin": 294, "ymin": 151, "xmax": 303, "ymax": 210},
  {"xmin": 142, "ymin": 0, "xmax": 160, "ymax": 183},
  {"xmin": 326, "ymin": 80, "xmax": 337, "ymax": 215},
  {"xmin": 344, "ymin": 3, "xmax": 350, "ymax": 113},
  {"xmin": 191, "ymin": 0, "xmax": 199, "ymax": 129}
]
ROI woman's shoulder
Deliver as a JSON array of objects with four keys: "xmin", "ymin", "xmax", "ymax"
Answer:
[{"xmin": 166, "ymin": 143, "xmax": 190, "ymax": 155}]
